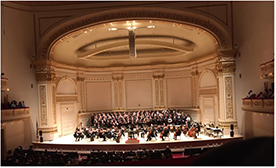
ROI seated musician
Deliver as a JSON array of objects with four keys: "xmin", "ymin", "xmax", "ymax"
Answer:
[
  {"xmin": 82, "ymin": 127, "xmax": 89, "ymax": 138},
  {"xmin": 89, "ymin": 127, "xmax": 97, "ymax": 141},
  {"xmin": 86, "ymin": 127, "xmax": 93, "ymax": 140},
  {"xmin": 98, "ymin": 128, "xmax": 106, "ymax": 141},
  {"xmin": 105, "ymin": 128, "xmax": 112, "ymax": 140},
  {"xmin": 120, "ymin": 127, "xmax": 125, "ymax": 137},
  {"xmin": 134, "ymin": 125, "xmax": 140, "ymax": 138},
  {"xmin": 160, "ymin": 126, "xmax": 170, "ymax": 141},
  {"xmin": 73, "ymin": 127, "xmax": 79, "ymax": 141},
  {"xmin": 156, "ymin": 125, "xmax": 163, "ymax": 134},
  {"xmin": 174, "ymin": 127, "xmax": 181, "ymax": 140},
  {"xmin": 73, "ymin": 127, "xmax": 84, "ymax": 141},
  {"xmin": 141, "ymin": 126, "xmax": 147, "ymax": 138},
  {"xmin": 146, "ymin": 124, "xmax": 155, "ymax": 141}
]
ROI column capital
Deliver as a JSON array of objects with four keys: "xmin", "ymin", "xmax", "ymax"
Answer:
[
  {"xmin": 153, "ymin": 69, "xmax": 164, "ymax": 79},
  {"xmin": 112, "ymin": 73, "xmax": 124, "ymax": 81},
  {"xmin": 215, "ymin": 49, "xmax": 238, "ymax": 74},
  {"xmin": 217, "ymin": 49, "xmax": 239, "ymax": 61},
  {"xmin": 32, "ymin": 60, "xmax": 55, "ymax": 73},
  {"xmin": 77, "ymin": 77, "xmax": 85, "ymax": 82},
  {"xmin": 216, "ymin": 62, "xmax": 236, "ymax": 73},
  {"xmin": 36, "ymin": 72, "xmax": 56, "ymax": 82},
  {"xmin": 76, "ymin": 71, "xmax": 85, "ymax": 82}
]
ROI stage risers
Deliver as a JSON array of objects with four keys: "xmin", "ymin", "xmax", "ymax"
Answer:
[{"xmin": 32, "ymin": 135, "xmax": 243, "ymax": 151}]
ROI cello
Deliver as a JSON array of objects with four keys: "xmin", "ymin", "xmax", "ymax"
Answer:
[
  {"xmin": 187, "ymin": 126, "xmax": 197, "ymax": 138},
  {"xmin": 182, "ymin": 124, "xmax": 189, "ymax": 136},
  {"xmin": 174, "ymin": 127, "xmax": 181, "ymax": 140},
  {"xmin": 147, "ymin": 128, "xmax": 153, "ymax": 140}
]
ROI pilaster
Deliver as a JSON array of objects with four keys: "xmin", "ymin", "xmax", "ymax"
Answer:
[
  {"xmin": 77, "ymin": 72, "xmax": 85, "ymax": 112},
  {"xmin": 112, "ymin": 73, "xmax": 124, "ymax": 111},
  {"xmin": 191, "ymin": 66, "xmax": 199, "ymax": 108},
  {"xmin": 153, "ymin": 70, "xmax": 165, "ymax": 109},
  {"xmin": 33, "ymin": 60, "xmax": 58, "ymax": 141},
  {"xmin": 216, "ymin": 49, "xmax": 238, "ymax": 132}
]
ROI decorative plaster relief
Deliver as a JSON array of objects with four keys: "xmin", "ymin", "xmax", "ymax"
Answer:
[
  {"xmin": 155, "ymin": 80, "xmax": 159, "ymax": 106},
  {"xmin": 124, "ymin": 75, "xmax": 152, "ymax": 79},
  {"xmin": 39, "ymin": 85, "xmax": 48, "ymax": 125},
  {"xmin": 1, "ymin": 108, "xmax": 30, "ymax": 123},
  {"xmin": 114, "ymin": 82, "xmax": 118, "ymax": 107},
  {"xmin": 225, "ymin": 77, "xmax": 233, "ymax": 119},
  {"xmin": 160, "ymin": 79, "xmax": 164, "ymax": 106},
  {"xmin": 241, "ymin": 99, "xmax": 274, "ymax": 113},
  {"xmin": 216, "ymin": 62, "xmax": 235, "ymax": 73},
  {"xmin": 56, "ymin": 96, "xmax": 78, "ymax": 102},
  {"xmin": 77, "ymin": 77, "xmax": 85, "ymax": 81},
  {"xmin": 119, "ymin": 81, "xmax": 123, "ymax": 108},
  {"xmin": 86, "ymin": 77, "xmax": 111, "ymax": 81},
  {"xmin": 165, "ymin": 73, "xmax": 191, "ymax": 78},
  {"xmin": 36, "ymin": 72, "xmax": 56, "ymax": 82},
  {"xmin": 199, "ymin": 88, "xmax": 217, "ymax": 95}
]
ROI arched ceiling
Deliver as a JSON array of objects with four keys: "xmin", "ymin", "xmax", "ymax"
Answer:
[{"xmin": 51, "ymin": 19, "xmax": 218, "ymax": 68}]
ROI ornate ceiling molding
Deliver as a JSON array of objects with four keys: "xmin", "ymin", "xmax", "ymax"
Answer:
[{"xmin": 38, "ymin": 7, "xmax": 232, "ymax": 60}]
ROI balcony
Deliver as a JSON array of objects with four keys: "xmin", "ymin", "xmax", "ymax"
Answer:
[{"xmin": 241, "ymin": 99, "xmax": 274, "ymax": 114}]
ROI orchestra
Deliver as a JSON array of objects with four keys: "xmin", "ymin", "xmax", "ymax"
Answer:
[{"xmin": 73, "ymin": 109, "xmax": 201, "ymax": 143}]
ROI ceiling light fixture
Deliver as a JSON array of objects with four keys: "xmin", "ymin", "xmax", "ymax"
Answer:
[{"xmin": 108, "ymin": 22, "xmax": 155, "ymax": 58}]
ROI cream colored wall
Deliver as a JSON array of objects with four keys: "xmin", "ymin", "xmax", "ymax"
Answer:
[
  {"xmin": 86, "ymin": 81, "xmax": 113, "ymax": 111},
  {"xmin": 56, "ymin": 79, "xmax": 77, "ymax": 94},
  {"xmin": 1, "ymin": 6, "xmax": 37, "ymax": 147},
  {"xmin": 125, "ymin": 79, "xmax": 153, "ymax": 109},
  {"xmin": 4, "ymin": 121, "xmax": 25, "ymax": 150},
  {"xmin": 166, "ymin": 77, "xmax": 192, "ymax": 107},
  {"xmin": 233, "ymin": 1, "xmax": 274, "ymax": 138}
]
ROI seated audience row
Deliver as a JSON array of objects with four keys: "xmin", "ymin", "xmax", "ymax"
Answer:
[
  {"xmin": 1, "ymin": 100, "xmax": 27, "ymax": 109},
  {"xmin": 2, "ymin": 145, "xmax": 173, "ymax": 166},
  {"xmin": 245, "ymin": 89, "xmax": 274, "ymax": 99}
]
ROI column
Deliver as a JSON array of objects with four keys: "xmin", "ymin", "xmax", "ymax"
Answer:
[
  {"xmin": 216, "ymin": 50, "xmax": 238, "ymax": 132},
  {"xmin": 34, "ymin": 60, "xmax": 58, "ymax": 141}
]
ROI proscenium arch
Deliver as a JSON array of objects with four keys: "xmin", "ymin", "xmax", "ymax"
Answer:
[{"xmin": 37, "ymin": 7, "xmax": 232, "ymax": 60}]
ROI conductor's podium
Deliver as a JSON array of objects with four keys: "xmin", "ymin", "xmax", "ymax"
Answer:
[{"xmin": 125, "ymin": 138, "xmax": 140, "ymax": 144}]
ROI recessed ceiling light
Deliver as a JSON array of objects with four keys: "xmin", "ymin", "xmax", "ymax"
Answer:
[
  {"xmin": 90, "ymin": 29, "xmax": 92, "ymax": 31},
  {"xmin": 109, "ymin": 28, "xmax": 118, "ymax": 31},
  {"xmin": 85, "ymin": 31, "xmax": 87, "ymax": 33},
  {"xmin": 147, "ymin": 25, "xmax": 155, "ymax": 28}
]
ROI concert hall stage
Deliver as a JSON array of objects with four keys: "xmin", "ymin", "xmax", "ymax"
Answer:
[{"xmin": 32, "ymin": 133, "xmax": 244, "ymax": 152}]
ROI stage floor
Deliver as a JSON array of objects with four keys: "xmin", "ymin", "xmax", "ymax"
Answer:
[{"xmin": 33, "ymin": 132, "xmax": 244, "ymax": 152}]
